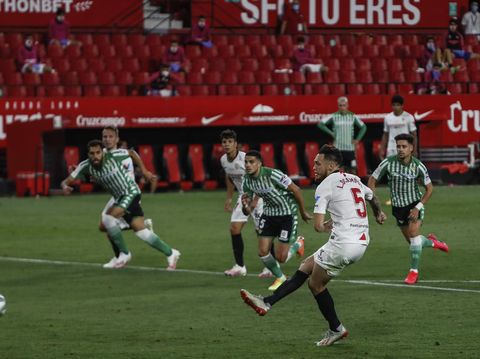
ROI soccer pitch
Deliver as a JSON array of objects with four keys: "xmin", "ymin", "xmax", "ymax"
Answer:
[{"xmin": 0, "ymin": 186, "xmax": 479, "ymax": 359}]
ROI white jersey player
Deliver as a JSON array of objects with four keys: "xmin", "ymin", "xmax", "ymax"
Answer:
[
  {"xmin": 381, "ymin": 95, "xmax": 417, "ymax": 158},
  {"xmin": 240, "ymin": 145, "xmax": 386, "ymax": 347},
  {"xmin": 220, "ymin": 130, "xmax": 264, "ymax": 277}
]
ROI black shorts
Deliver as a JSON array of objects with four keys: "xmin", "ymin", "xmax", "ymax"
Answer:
[
  {"xmin": 257, "ymin": 214, "xmax": 297, "ymax": 243},
  {"xmin": 340, "ymin": 151, "xmax": 355, "ymax": 168},
  {"xmin": 119, "ymin": 195, "xmax": 144, "ymax": 225},
  {"xmin": 392, "ymin": 201, "xmax": 424, "ymax": 227}
]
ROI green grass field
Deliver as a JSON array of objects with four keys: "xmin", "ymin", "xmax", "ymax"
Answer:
[{"xmin": 0, "ymin": 186, "xmax": 479, "ymax": 359}]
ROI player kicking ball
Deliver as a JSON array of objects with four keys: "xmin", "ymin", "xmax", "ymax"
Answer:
[
  {"xmin": 241, "ymin": 145, "xmax": 386, "ymax": 346},
  {"xmin": 61, "ymin": 140, "xmax": 180, "ymax": 270},
  {"xmin": 241, "ymin": 150, "xmax": 311, "ymax": 291},
  {"xmin": 368, "ymin": 133, "xmax": 449, "ymax": 284}
]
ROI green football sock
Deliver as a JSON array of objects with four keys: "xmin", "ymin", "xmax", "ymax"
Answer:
[
  {"xmin": 421, "ymin": 235, "xmax": 434, "ymax": 248},
  {"xmin": 107, "ymin": 227, "xmax": 129, "ymax": 255},
  {"xmin": 260, "ymin": 253, "xmax": 284, "ymax": 278},
  {"xmin": 409, "ymin": 236, "xmax": 423, "ymax": 270},
  {"xmin": 286, "ymin": 241, "xmax": 301, "ymax": 262},
  {"xmin": 136, "ymin": 229, "xmax": 172, "ymax": 256}
]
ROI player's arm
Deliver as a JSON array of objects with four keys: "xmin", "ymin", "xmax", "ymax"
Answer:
[
  {"xmin": 353, "ymin": 117, "xmax": 367, "ymax": 145},
  {"xmin": 224, "ymin": 175, "xmax": 234, "ymax": 212},
  {"xmin": 317, "ymin": 117, "xmax": 335, "ymax": 139},
  {"xmin": 288, "ymin": 183, "xmax": 312, "ymax": 222},
  {"xmin": 367, "ymin": 175, "xmax": 378, "ymax": 193},
  {"xmin": 366, "ymin": 192, "xmax": 387, "ymax": 224},
  {"xmin": 128, "ymin": 149, "xmax": 156, "ymax": 182},
  {"xmin": 60, "ymin": 175, "xmax": 76, "ymax": 195},
  {"xmin": 411, "ymin": 130, "xmax": 418, "ymax": 156},
  {"xmin": 313, "ymin": 213, "xmax": 333, "ymax": 233},
  {"xmin": 409, "ymin": 180, "xmax": 433, "ymax": 221}
]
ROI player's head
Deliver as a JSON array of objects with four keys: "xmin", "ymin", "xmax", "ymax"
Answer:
[
  {"xmin": 244, "ymin": 150, "xmax": 263, "ymax": 175},
  {"xmin": 24, "ymin": 34, "xmax": 33, "ymax": 48},
  {"xmin": 395, "ymin": 133, "xmax": 414, "ymax": 160},
  {"xmin": 56, "ymin": 7, "xmax": 65, "ymax": 22},
  {"xmin": 313, "ymin": 145, "xmax": 342, "ymax": 181},
  {"xmin": 337, "ymin": 96, "xmax": 349, "ymax": 113},
  {"xmin": 198, "ymin": 15, "xmax": 206, "ymax": 27},
  {"xmin": 220, "ymin": 129, "xmax": 238, "ymax": 154},
  {"xmin": 170, "ymin": 40, "xmax": 179, "ymax": 53},
  {"xmin": 391, "ymin": 94, "xmax": 404, "ymax": 114},
  {"xmin": 87, "ymin": 139, "xmax": 104, "ymax": 167},
  {"xmin": 102, "ymin": 126, "xmax": 119, "ymax": 150}
]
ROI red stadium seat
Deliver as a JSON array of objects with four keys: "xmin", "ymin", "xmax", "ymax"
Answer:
[
  {"xmin": 364, "ymin": 45, "xmax": 380, "ymax": 58},
  {"xmin": 65, "ymin": 85, "xmax": 82, "ymax": 96},
  {"xmin": 23, "ymin": 73, "xmax": 40, "ymax": 86},
  {"xmin": 236, "ymin": 45, "xmax": 252, "ymax": 58},
  {"xmin": 72, "ymin": 58, "xmax": 88, "ymax": 72},
  {"xmin": 390, "ymin": 71, "xmax": 406, "ymax": 83},
  {"xmin": 245, "ymin": 35, "xmax": 261, "ymax": 46},
  {"xmin": 104, "ymin": 58, "xmax": 123, "ymax": 73},
  {"xmin": 163, "ymin": 144, "xmax": 192, "ymax": 189},
  {"xmin": 116, "ymin": 45, "xmax": 133, "ymax": 58},
  {"xmin": 87, "ymin": 58, "xmax": 106, "ymax": 73},
  {"xmin": 290, "ymin": 72, "xmax": 306, "ymax": 84},
  {"xmin": 5, "ymin": 73, "xmax": 22, "ymax": 86},
  {"xmin": 187, "ymin": 72, "xmax": 203, "ymax": 85},
  {"xmin": 225, "ymin": 58, "xmax": 242, "ymax": 72},
  {"xmin": 82, "ymin": 44, "xmax": 99, "ymax": 58},
  {"xmin": 310, "ymin": 84, "xmax": 330, "ymax": 95},
  {"xmin": 185, "ymin": 45, "xmax": 202, "ymax": 59},
  {"xmin": 122, "ymin": 58, "xmax": 140, "ymax": 73},
  {"xmin": 133, "ymin": 72, "xmax": 150, "ymax": 85},
  {"xmin": 357, "ymin": 71, "xmax": 373, "ymax": 83},
  {"xmin": 347, "ymin": 84, "xmax": 364, "ymax": 95},
  {"xmin": 278, "ymin": 35, "xmax": 293, "ymax": 49},
  {"xmin": 79, "ymin": 71, "xmax": 97, "ymax": 85},
  {"xmin": 340, "ymin": 71, "xmax": 356, "ymax": 84},
  {"xmin": 260, "ymin": 143, "xmax": 275, "ymax": 168},
  {"xmin": 405, "ymin": 72, "xmax": 422, "ymax": 83},
  {"xmin": 365, "ymin": 83, "xmax": 383, "ymax": 95},
  {"xmin": 65, "ymin": 45, "xmax": 82, "ymax": 59},
  {"xmin": 209, "ymin": 58, "xmax": 225, "ymax": 72},
  {"xmin": 309, "ymin": 35, "xmax": 325, "ymax": 46},
  {"xmin": 373, "ymin": 71, "xmax": 389, "ymax": 83},
  {"xmin": 202, "ymin": 46, "xmax": 218, "ymax": 59},
  {"xmin": 218, "ymin": 85, "xmax": 244, "ymax": 96},
  {"xmin": 447, "ymin": 83, "xmax": 464, "ymax": 94},
  {"xmin": 83, "ymin": 86, "xmax": 101, "ymax": 96},
  {"xmin": 47, "ymin": 44, "xmax": 64, "ymax": 58},
  {"xmin": 188, "ymin": 144, "xmax": 217, "ymax": 189},
  {"xmin": 282, "ymin": 143, "xmax": 310, "ymax": 187},
  {"xmin": 132, "ymin": 44, "xmax": 151, "ymax": 59},
  {"xmin": 315, "ymin": 45, "xmax": 332, "ymax": 58},
  {"xmin": 111, "ymin": 34, "xmax": 127, "ymax": 47},
  {"xmin": 329, "ymin": 84, "xmax": 346, "ymax": 95},
  {"xmin": 176, "ymin": 85, "xmax": 192, "ymax": 96},
  {"xmin": 98, "ymin": 72, "xmax": 115, "ymax": 85},
  {"xmin": 325, "ymin": 58, "xmax": 340, "ymax": 71},
  {"xmin": 259, "ymin": 58, "xmax": 275, "ymax": 72},
  {"xmin": 379, "ymin": 45, "xmax": 395, "ymax": 58},
  {"xmin": 388, "ymin": 59, "xmax": 403, "ymax": 72},
  {"xmin": 454, "ymin": 71, "xmax": 469, "ymax": 83},
  {"xmin": 6, "ymin": 86, "xmax": 27, "ymax": 97},
  {"xmin": 217, "ymin": 44, "xmax": 235, "ymax": 58},
  {"xmin": 355, "ymin": 142, "xmax": 368, "ymax": 178},
  {"xmin": 242, "ymin": 58, "xmax": 259, "ymax": 71},
  {"xmin": 75, "ymin": 34, "xmax": 93, "ymax": 45},
  {"xmin": 191, "ymin": 85, "xmax": 210, "ymax": 96},
  {"xmin": 221, "ymin": 72, "xmax": 238, "ymax": 85},
  {"xmin": 261, "ymin": 34, "xmax": 277, "ymax": 47},
  {"xmin": 41, "ymin": 72, "xmax": 60, "ymax": 86},
  {"xmin": 304, "ymin": 142, "xmax": 319, "ymax": 179},
  {"xmin": 212, "ymin": 35, "xmax": 228, "ymax": 46},
  {"xmin": 324, "ymin": 71, "xmax": 339, "ymax": 83},
  {"xmin": 398, "ymin": 84, "xmax": 413, "ymax": 95},
  {"xmin": 306, "ymin": 72, "xmax": 323, "ymax": 84},
  {"xmin": 340, "ymin": 58, "xmax": 356, "ymax": 71},
  {"xmin": 238, "ymin": 71, "xmax": 255, "ymax": 84},
  {"xmin": 51, "ymin": 58, "xmax": 70, "ymax": 73},
  {"xmin": 92, "ymin": 34, "xmax": 110, "ymax": 47},
  {"xmin": 229, "ymin": 36, "xmax": 245, "ymax": 47},
  {"xmin": 115, "ymin": 72, "xmax": 133, "ymax": 85},
  {"xmin": 62, "ymin": 72, "xmax": 79, "ymax": 86},
  {"xmin": 332, "ymin": 45, "xmax": 348, "ymax": 57},
  {"xmin": 46, "ymin": 86, "xmax": 65, "ymax": 97},
  {"xmin": 205, "ymin": 71, "xmax": 221, "ymax": 84},
  {"xmin": 251, "ymin": 44, "xmax": 268, "ymax": 58},
  {"xmin": 244, "ymin": 85, "xmax": 261, "ymax": 96},
  {"xmin": 272, "ymin": 72, "xmax": 289, "ymax": 84},
  {"xmin": 146, "ymin": 34, "xmax": 161, "ymax": 47},
  {"xmin": 262, "ymin": 85, "xmax": 279, "ymax": 95},
  {"xmin": 64, "ymin": 146, "xmax": 79, "ymax": 172},
  {"xmin": 99, "ymin": 45, "xmax": 116, "ymax": 58}
]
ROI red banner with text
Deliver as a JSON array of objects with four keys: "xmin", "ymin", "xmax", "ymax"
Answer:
[
  {"xmin": 192, "ymin": 0, "xmax": 470, "ymax": 29},
  {"xmin": 0, "ymin": 0, "xmax": 142, "ymax": 27},
  {"xmin": 1, "ymin": 95, "xmax": 480, "ymax": 149}
]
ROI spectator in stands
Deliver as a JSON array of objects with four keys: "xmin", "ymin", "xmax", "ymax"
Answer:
[
  {"xmin": 292, "ymin": 36, "xmax": 328, "ymax": 74},
  {"xmin": 317, "ymin": 96, "xmax": 366, "ymax": 173},
  {"xmin": 162, "ymin": 40, "xmax": 187, "ymax": 73},
  {"xmin": 418, "ymin": 36, "xmax": 446, "ymax": 72},
  {"xmin": 462, "ymin": 1, "xmax": 480, "ymax": 39},
  {"xmin": 445, "ymin": 18, "xmax": 480, "ymax": 62},
  {"xmin": 187, "ymin": 15, "xmax": 212, "ymax": 48},
  {"xmin": 17, "ymin": 34, "xmax": 54, "ymax": 74},
  {"xmin": 417, "ymin": 62, "xmax": 450, "ymax": 95},
  {"xmin": 147, "ymin": 64, "xmax": 179, "ymax": 97},
  {"xmin": 49, "ymin": 7, "xmax": 79, "ymax": 47},
  {"xmin": 280, "ymin": 0, "xmax": 308, "ymax": 35}
]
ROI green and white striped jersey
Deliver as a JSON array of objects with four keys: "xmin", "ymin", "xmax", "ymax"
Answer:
[
  {"xmin": 71, "ymin": 149, "xmax": 140, "ymax": 201},
  {"xmin": 242, "ymin": 167, "xmax": 297, "ymax": 216},
  {"xmin": 318, "ymin": 111, "xmax": 366, "ymax": 151},
  {"xmin": 372, "ymin": 155, "xmax": 431, "ymax": 207}
]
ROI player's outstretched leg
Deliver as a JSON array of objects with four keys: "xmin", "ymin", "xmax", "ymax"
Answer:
[
  {"xmin": 135, "ymin": 228, "xmax": 180, "ymax": 270},
  {"xmin": 260, "ymin": 253, "xmax": 286, "ymax": 291},
  {"xmin": 405, "ymin": 235, "xmax": 422, "ymax": 284},
  {"xmin": 240, "ymin": 289, "xmax": 271, "ymax": 316},
  {"xmin": 427, "ymin": 233, "xmax": 449, "ymax": 253},
  {"xmin": 286, "ymin": 236, "xmax": 305, "ymax": 262}
]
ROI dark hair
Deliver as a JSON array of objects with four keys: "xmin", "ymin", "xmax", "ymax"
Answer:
[
  {"xmin": 103, "ymin": 126, "xmax": 119, "ymax": 136},
  {"xmin": 319, "ymin": 144, "xmax": 343, "ymax": 165},
  {"xmin": 297, "ymin": 36, "xmax": 306, "ymax": 44},
  {"xmin": 245, "ymin": 150, "xmax": 263, "ymax": 162},
  {"xmin": 220, "ymin": 129, "xmax": 237, "ymax": 141},
  {"xmin": 394, "ymin": 133, "xmax": 414, "ymax": 144},
  {"xmin": 432, "ymin": 62, "xmax": 443, "ymax": 68},
  {"xmin": 391, "ymin": 95, "xmax": 404, "ymax": 105},
  {"xmin": 449, "ymin": 18, "xmax": 458, "ymax": 25},
  {"xmin": 199, "ymin": 15, "xmax": 206, "ymax": 20},
  {"xmin": 87, "ymin": 139, "xmax": 103, "ymax": 150},
  {"xmin": 56, "ymin": 7, "xmax": 65, "ymax": 15}
]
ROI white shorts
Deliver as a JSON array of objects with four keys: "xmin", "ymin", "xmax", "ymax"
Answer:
[
  {"xmin": 231, "ymin": 197, "xmax": 263, "ymax": 229},
  {"xmin": 102, "ymin": 197, "xmax": 130, "ymax": 230},
  {"xmin": 313, "ymin": 240, "xmax": 367, "ymax": 277},
  {"xmin": 300, "ymin": 64, "xmax": 324, "ymax": 73},
  {"xmin": 22, "ymin": 63, "xmax": 46, "ymax": 74}
]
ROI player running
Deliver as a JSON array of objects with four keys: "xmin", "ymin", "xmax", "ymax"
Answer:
[
  {"xmin": 241, "ymin": 150, "xmax": 311, "ymax": 291},
  {"xmin": 368, "ymin": 133, "xmax": 449, "ymax": 284},
  {"xmin": 99, "ymin": 126, "xmax": 157, "ymax": 268},
  {"xmin": 240, "ymin": 145, "xmax": 386, "ymax": 346},
  {"xmin": 61, "ymin": 140, "xmax": 180, "ymax": 270},
  {"xmin": 220, "ymin": 130, "xmax": 266, "ymax": 277}
]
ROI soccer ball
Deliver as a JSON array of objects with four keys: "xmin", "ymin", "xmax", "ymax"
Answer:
[{"xmin": 0, "ymin": 294, "xmax": 6, "ymax": 316}]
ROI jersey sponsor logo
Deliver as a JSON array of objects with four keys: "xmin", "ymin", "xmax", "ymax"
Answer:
[
  {"xmin": 392, "ymin": 172, "xmax": 417, "ymax": 180},
  {"xmin": 201, "ymin": 114, "xmax": 223, "ymax": 125},
  {"xmin": 76, "ymin": 115, "xmax": 125, "ymax": 127},
  {"xmin": 414, "ymin": 110, "xmax": 434, "ymax": 121}
]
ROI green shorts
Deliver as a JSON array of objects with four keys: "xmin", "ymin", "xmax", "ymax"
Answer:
[{"xmin": 392, "ymin": 201, "xmax": 425, "ymax": 227}]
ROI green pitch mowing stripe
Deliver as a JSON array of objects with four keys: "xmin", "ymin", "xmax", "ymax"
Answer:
[{"xmin": 1, "ymin": 255, "xmax": 479, "ymax": 294}]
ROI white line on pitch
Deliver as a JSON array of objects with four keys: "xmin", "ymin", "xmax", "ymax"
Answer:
[{"xmin": 0, "ymin": 256, "xmax": 479, "ymax": 293}]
